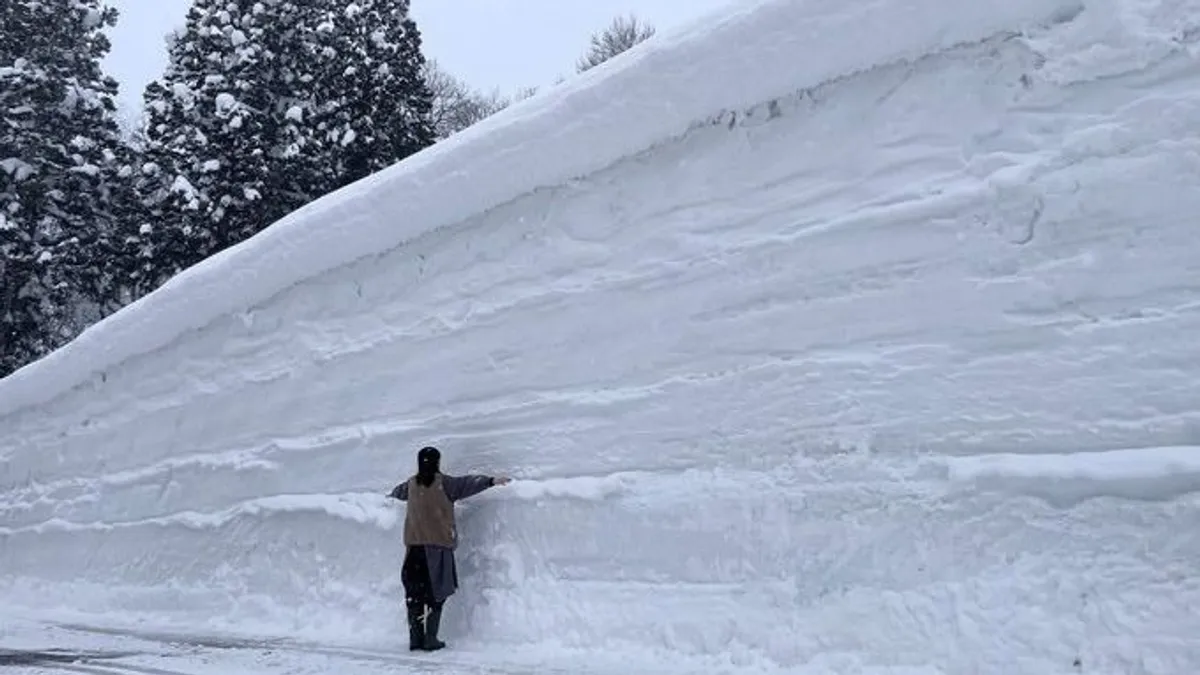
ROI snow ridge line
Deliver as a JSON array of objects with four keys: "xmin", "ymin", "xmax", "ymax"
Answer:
[
  {"xmin": 0, "ymin": 0, "xmax": 1082, "ymax": 415},
  {"xmin": 2, "ymin": 448, "xmax": 276, "ymax": 499},
  {"xmin": 8, "ymin": 441, "xmax": 1200, "ymax": 535},
  {"xmin": 0, "ymin": 492, "xmax": 400, "ymax": 535},
  {"xmin": 11, "ymin": 446, "xmax": 1200, "ymax": 535},
  {"xmin": 939, "ymin": 445, "xmax": 1200, "ymax": 507},
  {"xmin": 0, "ymin": 479, "xmax": 639, "ymax": 535},
  {"xmin": 0, "ymin": 465, "xmax": 909, "ymax": 534}
]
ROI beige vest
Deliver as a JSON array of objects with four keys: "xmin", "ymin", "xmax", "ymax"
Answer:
[{"xmin": 403, "ymin": 475, "xmax": 456, "ymax": 548}]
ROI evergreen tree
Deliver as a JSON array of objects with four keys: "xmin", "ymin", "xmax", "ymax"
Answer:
[
  {"xmin": 300, "ymin": 0, "xmax": 435, "ymax": 189},
  {"xmin": 0, "ymin": 0, "xmax": 127, "ymax": 377},
  {"xmin": 132, "ymin": 0, "xmax": 435, "ymax": 293},
  {"xmin": 132, "ymin": 0, "xmax": 282, "ymax": 292}
]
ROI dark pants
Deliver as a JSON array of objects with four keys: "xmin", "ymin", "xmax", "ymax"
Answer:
[
  {"xmin": 402, "ymin": 545, "xmax": 440, "ymax": 605},
  {"xmin": 402, "ymin": 545, "xmax": 445, "ymax": 649}
]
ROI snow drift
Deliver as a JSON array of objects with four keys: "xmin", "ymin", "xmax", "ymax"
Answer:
[{"xmin": 4, "ymin": 0, "xmax": 1200, "ymax": 672}]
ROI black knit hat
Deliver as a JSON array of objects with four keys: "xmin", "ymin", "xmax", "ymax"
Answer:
[
  {"xmin": 416, "ymin": 446, "xmax": 441, "ymax": 486},
  {"xmin": 418, "ymin": 446, "xmax": 440, "ymax": 467}
]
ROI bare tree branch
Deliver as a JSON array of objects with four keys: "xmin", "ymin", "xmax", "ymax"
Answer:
[
  {"xmin": 423, "ymin": 59, "xmax": 507, "ymax": 139},
  {"xmin": 576, "ymin": 15, "xmax": 656, "ymax": 73}
]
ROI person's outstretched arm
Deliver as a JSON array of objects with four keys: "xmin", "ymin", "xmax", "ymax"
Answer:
[
  {"xmin": 388, "ymin": 481, "xmax": 409, "ymax": 501},
  {"xmin": 442, "ymin": 474, "xmax": 511, "ymax": 502}
]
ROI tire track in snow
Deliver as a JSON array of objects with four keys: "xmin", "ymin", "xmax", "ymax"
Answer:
[
  {"xmin": 6, "ymin": 624, "xmax": 585, "ymax": 675},
  {"xmin": 34, "ymin": 621, "xmax": 617, "ymax": 675}
]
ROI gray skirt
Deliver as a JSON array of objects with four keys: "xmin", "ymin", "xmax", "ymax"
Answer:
[{"xmin": 402, "ymin": 545, "xmax": 459, "ymax": 603}]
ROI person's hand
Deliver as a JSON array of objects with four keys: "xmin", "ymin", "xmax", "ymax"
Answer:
[{"xmin": 493, "ymin": 476, "xmax": 512, "ymax": 486}]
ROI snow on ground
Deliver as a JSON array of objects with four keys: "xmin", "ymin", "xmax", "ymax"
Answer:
[
  {"xmin": 4, "ymin": 0, "xmax": 1200, "ymax": 672},
  {"xmin": 0, "ymin": 617, "xmax": 595, "ymax": 675}
]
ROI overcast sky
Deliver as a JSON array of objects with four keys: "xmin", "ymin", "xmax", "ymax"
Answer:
[{"xmin": 103, "ymin": 0, "xmax": 736, "ymax": 117}]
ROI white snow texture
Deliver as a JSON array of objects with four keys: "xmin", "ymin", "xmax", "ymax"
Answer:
[{"xmin": 4, "ymin": 0, "xmax": 1200, "ymax": 672}]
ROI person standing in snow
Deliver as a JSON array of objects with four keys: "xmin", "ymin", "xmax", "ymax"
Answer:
[{"xmin": 387, "ymin": 446, "xmax": 511, "ymax": 651}]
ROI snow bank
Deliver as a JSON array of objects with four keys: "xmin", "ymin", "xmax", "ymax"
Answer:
[
  {"xmin": 5, "ymin": 0, "xmax": 1200, "ymax": 672},
  {"xmin": 0, "ymin": 492, "xmax": 398, "ymax": 535},
  {"xmin": 942, "ymin": 446, "xmax": 1200, "ymax": 506},
  {"xmin": 0, "ymin": 0, "xmax": 1079, "ymax": 413},
  {"xmin": 506, "ymin": 473, "xmax": 637, "ymax": 501}
]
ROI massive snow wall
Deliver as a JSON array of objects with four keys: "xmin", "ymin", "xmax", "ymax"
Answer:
[{"xmin": 4, "ymin": 0, "xmax": 1200, "ymax": 672}]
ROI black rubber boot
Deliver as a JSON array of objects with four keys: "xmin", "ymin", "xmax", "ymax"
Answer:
[
  {"xmin": 423, "ymin": 601, "xmax": 446, "ymax": 651},
  {"xmin": 406, "ymin": 599, "xmax": 426, "ymax": 651}
]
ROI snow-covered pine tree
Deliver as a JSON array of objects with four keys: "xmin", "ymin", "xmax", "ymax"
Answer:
[
  {"xmin": 132, "ymin": 0, "xmax": 282, "ymax": 293},
  {"xmin": 298, "ymin": 0, "xmax": 435, "ymax": 192},
  {"xmin": 0, "ymin": 0, "xmax": 128, "ymax": 377},
  {"xmin": 132, "ymin": 0, "xmax": 435, "ymax": 295}
]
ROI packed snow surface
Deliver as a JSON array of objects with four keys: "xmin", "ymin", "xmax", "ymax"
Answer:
[{"xmin": 4, "ymin": 0, "xmax": 1200, "ymax": 672}]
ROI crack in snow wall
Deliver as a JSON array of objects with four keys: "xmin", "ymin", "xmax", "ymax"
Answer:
[
  {"xmin": 5, "ymin": 0, "xmax": 1200, "ymax": 673},
  {"xmin": 0, "ymin": 0, "xmax": 1079, "ymax": 414}
]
